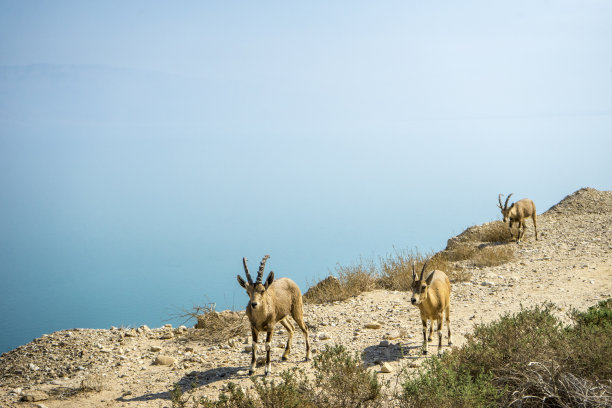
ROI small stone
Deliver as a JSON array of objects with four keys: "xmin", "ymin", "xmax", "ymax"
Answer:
[
  {"xmin": 384, "ymin": 330, "xmax": 402, "ymax": 340},
  {"xmin": 150, "ymin": 346, "xmax": 162, "ymax": 352},
  {"xmin": 318, "ymin": 332, "xmax": 331, "ymax": 340},
  {"xmin": 365, "ymin": 322, "xmax": 382, "ymax": 329},
  {"xmin": 21, "ymin": 390, "xmax": 49, "ymax": 402},
  {"xmin": 153, "ymin": 355, "xmax": 175, "ymax": 365},
  {"xmin": 380, "ymin": 362, "xmax": 393, "ymax": 373},
  {"xmin": 29, "ymin": 363, "xmax": 40, "ymax": 371},
  {"xmin": 160, "ymin": 332, "xmax": 174, "ymax": 340},
  {"xmin": 379, "ymin": 340, "xmax": 390, "ymax": 347},
  {"xmin": 164, "ymin": 324, "xmax": 173, "ymax": 329},
  {"xmin": 244, "ymin": 345, "xmax": 253, "ymax": 352}
]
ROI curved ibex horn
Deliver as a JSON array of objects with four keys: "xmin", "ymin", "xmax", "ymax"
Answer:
[
  {"xmin": 411, "ymin": 261, "xmax": 417, "ymax": 281},
  {"xmin": 256, "ymin": 254, "xmax": 270, "ymax": 284},
  {"xmin": 498, "ymin": 194, "xmax": 504, "ymax": 209},
  {"xmin": 504, "ymin": 193, "xmax": 513, "ymax": 210},
  {"xmin": 420, "ymin": 259, "xmax": 429, "ymax": 281},
  {"xmin": 243, "ymin": 257, "xmax": 253, "ymax": 284}
]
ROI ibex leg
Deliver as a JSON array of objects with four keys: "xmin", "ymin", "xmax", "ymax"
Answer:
[
  {"xmin": 265, "ymin": 330, "xmax": 273, "ymax": 376},
  {"xmin": 421, "ymin": 319, "xmax": 428, "ymax": 355},
  {"xmin": 250, "ymin": 328, "xmax": 258, "ymax": 375},
  {"xmin": 437, "ymin": 317, "xmax": 443, "ymax": 356},
  {"xmin": 446, "ymin": 305, "xmax": 452, "ymax": 346},
  {"xmin": 280, "ymin": 318, "xmax": 294, "ymax": 361}
]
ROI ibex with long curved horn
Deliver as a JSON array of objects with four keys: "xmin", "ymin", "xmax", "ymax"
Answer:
[
  {"xmin": 237, "ymin": 255, "xmax": 310, "ymax": 375},
  {"xmin": 410, "ymin": 259, "xmax": 452, "ymax": 356},
  {"xmin": 498, "ymin": 193, "xmax": 538, "ymax": 243}
]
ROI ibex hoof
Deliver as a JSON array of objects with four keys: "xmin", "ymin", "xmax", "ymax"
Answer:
[
  {"xmin": 248, "ymin": 369, "xmax": 254, "ymax": 375},
  {"xmin": 265, "ymin": 371, "xmax": 271, "ymax": 377},
  {"xmin": 422, "ymin": 349, "xmax": 428, "ymax": 355},
  {"xmin": 281, "ymin": 356, "xmax": 288, "ymax": 361}
]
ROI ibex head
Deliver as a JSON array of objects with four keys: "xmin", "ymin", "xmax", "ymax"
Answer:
[
  {"xmin": 410, "ymin": 260, "xmax": 430, "ymax": 306},
  {"xmin": 497, "ymin": 193, "xmax": 513, "ymax": 222},
  {"xmin": 237, "ymin": 255, "xmax": 274, "ymax": 310}
]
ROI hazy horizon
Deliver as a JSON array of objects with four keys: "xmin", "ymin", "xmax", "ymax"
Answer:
[{"xmin": 1, "ymin": 1, "xmax": 611, "ymax": 353}]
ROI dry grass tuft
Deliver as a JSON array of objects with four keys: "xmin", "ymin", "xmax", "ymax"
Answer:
[
  {"xmin": 187, "ymin": 304, "xmax": 250, "ymax": 345},
  {"xmin": 304, "ymin": 259, "xmax": 378, "ymax": 304},
  {"xmin": 497, "ymin": 361, "xmax": 612, "ymax": 408},
  {"xmin": 80, "ymin": 374, "xmax": 105, "ymax": 392},
  {"xmin": 439, "ymin": 220, "xmax": 515, "ymax": 270}
]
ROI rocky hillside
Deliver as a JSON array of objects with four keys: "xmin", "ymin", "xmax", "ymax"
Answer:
[{"xmin": 1, "ymin": 188, "xmax": 611, "ymax": 408}]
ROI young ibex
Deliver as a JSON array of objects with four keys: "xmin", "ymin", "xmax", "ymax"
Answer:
[
  {"xmin": 498, "ymin": 193, "xmax": 538, "ymax": 243},
  {"xmin": 410, "ymin": 260, "xmax": 451, "ymax": 356},
  {"xmin": 237, "ymin": 255, "xmax": 310, "ymax": 376}
]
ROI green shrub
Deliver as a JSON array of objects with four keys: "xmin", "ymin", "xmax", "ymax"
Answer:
[
  {"xmin": 310, "ymin": 344, "xmax": 381, "ymax": 408},
  {"xmin": 402, "ymin": 358, "xmax": 499, "ymax": 408},
  {"xmin": 252, "ymin": 370, "xmax": 312, "ymax": 408},
  {"xmin": 199, "ymin": 345, "xmax": 380, "ymax": 408}
]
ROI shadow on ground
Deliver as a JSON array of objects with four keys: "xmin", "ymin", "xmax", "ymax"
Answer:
[{"xmin": 115, "ymin": 366, "xmax": 246, "ymax": 403}]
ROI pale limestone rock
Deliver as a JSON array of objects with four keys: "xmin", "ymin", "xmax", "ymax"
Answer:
[{"xmin": 153, "ymin": 355, "xmax": 175, "ymax": 365}]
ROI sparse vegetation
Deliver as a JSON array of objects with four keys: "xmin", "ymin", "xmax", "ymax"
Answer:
[
  {"xmin": 178, "ymin": 301, "xmax": 612, "ymax": 407},
  {"xmin": 79, "ymin": 374, "xmax": 105, "ymax": 392},
  {"xmin": 197, "ymin": 345, "xmax": 380, "ymax": 408},
  {"xmin": 185, "ymin": 304, "xmax": 250, "ymax": 346}
]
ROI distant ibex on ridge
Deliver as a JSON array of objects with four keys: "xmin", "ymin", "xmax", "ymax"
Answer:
[
  {"xmin": 237, "ymin": 255, "xmax": 310, "ymax": 376},
  {"xmin": 498, "ymin": 193, "xmax": 538, "ymax": 243},
  {"xmin": 410, "ymin": 259, "xmax": 452, "ymax": 356}
]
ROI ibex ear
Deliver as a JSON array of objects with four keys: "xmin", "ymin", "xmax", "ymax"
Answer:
[
  {"xmin": 237, "ymin": 275, "xmax": 247, "ymax": 289},
  {"xmin": 264, "ymin": 271, "xmax": 274, "ymax": 289}
]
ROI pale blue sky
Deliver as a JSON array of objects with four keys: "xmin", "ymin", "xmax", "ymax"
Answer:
[{"xmin": 0, "ymin": 1, "xmax": 611, "ymax": 352}]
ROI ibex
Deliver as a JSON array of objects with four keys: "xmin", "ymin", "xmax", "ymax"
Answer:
[
  {"xmin": 410, "ymin": 260, "xmax": 451, "ymax": 356},
  {"xmin": 237, "ymin": 255, "xmax": 310, "ymax": 376},
  {"xmin": 498, "ymin": 193, "xmax": 538, "ymax": 243}
]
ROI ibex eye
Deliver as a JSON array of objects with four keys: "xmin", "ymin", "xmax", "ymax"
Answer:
[{"xmin": 421, "ymin": 287, "xmax": 426, "ymax": 293}]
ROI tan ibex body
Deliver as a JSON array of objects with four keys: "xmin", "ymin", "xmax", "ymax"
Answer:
[
  {"xmin": 410, "ymin": 260, "xmax": 451, "ymax": 356},
  {"xmin": 498, "ymin": 193, "xmax": 538, "ymax": 243},
  {"xmin": 237, "ymin": 255, "xmax": 310, "ymax": 375}
]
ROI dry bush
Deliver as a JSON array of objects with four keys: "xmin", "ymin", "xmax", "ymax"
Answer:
[
  {"xmin": 472, "ymin": 244, "xmax": 515, "ymax": 267},
  {"xmin": 497, "ymin": 361, "xmax": 612, "ymax": 408},
  {"xmin": 306, "ymin": 249, "xmax": 464, "ymax": 303},
  {"xmin": 187, "ymin": 304, "xmax": 250, "ymax": 345},
  {"xmin": 440, "ymin": 220, "xmax": 515, "ymax": 271},
  {"xmin": 304, "ymin": 259, "xmax": 378, "ymax": 304},
  {"xmin": 378, "ymin": 250, "xmax": 428, "ymax": 291},
  {"xmin": 80, "ymin": 374, "xmax": 104, "ymax": 392},
  {"xmin": 304, "ymin": 276, "xmax": 344, "ymax": 304},
  {"xmin": 477, "ymin": 221, "xmax": 511, "ymax": 243},
  {"xmin": 370, "ymin": 249, "xmax": 455, "ymax": 292}
]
